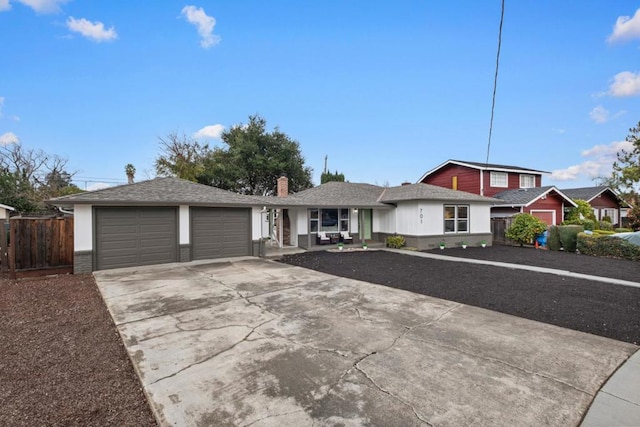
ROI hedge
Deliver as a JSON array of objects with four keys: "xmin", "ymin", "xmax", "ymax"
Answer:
[
  {"xmin": 558, "ymin": 225, "xmax": 584, "ymax": 253},
  {"xmin": 577, "ymin": 233, "xmax": 640, "ymax": 261}
]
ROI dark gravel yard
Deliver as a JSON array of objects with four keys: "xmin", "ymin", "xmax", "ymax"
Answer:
[
  {"xmin": 280, "ymin": 247, "xmax": 640, "ymax": 345},
  {"xmin": 0, "ymin": 274, "xmax": 157, "ymax": 427}
]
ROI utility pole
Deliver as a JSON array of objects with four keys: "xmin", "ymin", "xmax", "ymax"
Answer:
[{"xmin": 323, "ymin": 155, "xmax": 328, "ymax": 174}]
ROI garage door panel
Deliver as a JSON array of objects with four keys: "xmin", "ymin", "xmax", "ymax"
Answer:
[
  {"xmin": 191, "ymin": 208, "xmax": 250, "ymax": 260},
  {"xmin": 95, "ymin": 207, "xmax": 177, "ymax": 270}
]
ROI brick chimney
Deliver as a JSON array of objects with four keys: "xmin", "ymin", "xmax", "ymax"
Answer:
[{"xmin": 277, "ymin": 175, "xmax": 288, "ymax": 197}]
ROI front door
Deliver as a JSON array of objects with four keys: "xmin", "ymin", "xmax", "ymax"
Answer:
[{"xmin": 359, "ymin": 209, "xmax": 372, "ymax": 240}]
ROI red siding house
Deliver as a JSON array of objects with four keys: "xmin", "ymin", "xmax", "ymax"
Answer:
[
  {"xmin": 561, "ymin": 186, "xmax": 631, "ymax": 227},
  {"xmin": 419, "ymin": 160, "xmax": 576, "ymax": 225}
]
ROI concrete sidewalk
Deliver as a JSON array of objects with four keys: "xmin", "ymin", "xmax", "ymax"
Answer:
[{"xmin": 94, "ymin": 258, "xmax": 638, "ymax": 426}]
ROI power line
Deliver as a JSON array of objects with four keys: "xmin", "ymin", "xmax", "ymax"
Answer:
[{"xmin": 485, "ymin": 0, "xmax": 505, "ymax": 166}]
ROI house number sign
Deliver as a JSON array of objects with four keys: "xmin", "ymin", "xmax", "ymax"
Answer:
[{"xmin": 419, "ymin": 208, "xmax": 423, "ymax": 224}]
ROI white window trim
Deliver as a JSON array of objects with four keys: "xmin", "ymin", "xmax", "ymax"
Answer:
[
  {"xmin": 490, "ymin": 171, "xmax": 508, "ymax": 188},
  {"xmin": 520, "ymin": 174, "xmax": 536, "ymax": 188},
  {"xmin": 444, "ymin": 205, "xmax": 470, "ymax": 234}
]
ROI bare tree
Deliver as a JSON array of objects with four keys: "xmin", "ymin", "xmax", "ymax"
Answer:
[{"xmin": 154, "ymin": 133, "xmax": 209, "ymax": 182}]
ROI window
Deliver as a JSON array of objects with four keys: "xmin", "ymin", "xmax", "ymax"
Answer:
[
  {"xmin": 444, "ymin": 205, "xmax": 469, "ymax": 233},
  {"xmin": 310, "ymin": 208, "xmax": 318, "ymax": 233},
  {"xmin": 311, "ymin": 208, "xmax": 349, "ymax": 232},
  {"xmin": 490, "ymin": 172, "xmax": 508, "ymax": 187},
  {"xmin": 520, "ymin": 174, "xmax": 535, "ymax": 188}
]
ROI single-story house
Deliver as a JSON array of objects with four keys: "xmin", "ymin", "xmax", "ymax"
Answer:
[
  {"xmin": 49, "ymin": 177, "xmax": 499, "ymax": 273},
  {"xmin": 561, "ymin": 186, "xmax": 631, "ymax": 227}
]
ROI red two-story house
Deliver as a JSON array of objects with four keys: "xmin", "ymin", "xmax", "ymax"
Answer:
[{"xmin": 418, "ymin": 160, "xmax": 577, "ymax": 225}]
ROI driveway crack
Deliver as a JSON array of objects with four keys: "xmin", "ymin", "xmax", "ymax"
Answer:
[
  {"xmin": 405, "ymin": 335, "xmax": 592, "ymax": 396},
  {"xmin": 354, "ymin": 362, "xmax": 433, "ymax": 426},
  {"xmin": 148, "ymin": 317, "xmax": 274, "ymax": 386},
  {"xmin": 242, "ymin": 409, "xmax": 307, "ymax": 427}
]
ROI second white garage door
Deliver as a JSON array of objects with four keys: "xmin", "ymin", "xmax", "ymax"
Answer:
[{"xmin": 191, "ymin": 207, "xmax": 251, "ymax": 260}]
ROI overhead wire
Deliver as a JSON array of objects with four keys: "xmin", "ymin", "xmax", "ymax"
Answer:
[{"xmin": 485, "ymin": 0, "xmax": 505, "ymax": 166}]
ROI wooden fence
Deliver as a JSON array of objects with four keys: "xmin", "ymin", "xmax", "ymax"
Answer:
[
  {"xmin": 491, "ymin": 217, "xmax": 515, "ymax": 246},
  {"xmin": 1, "ymin": 221, "xmax": 8, "ymax": 273},
  {"xmin": 8, "ymin": 217, "xmax": 74, "ymax": 278}
]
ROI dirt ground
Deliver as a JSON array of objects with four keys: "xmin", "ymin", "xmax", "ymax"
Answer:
[
  {"xmin": 281, "ymin": 247, "xmax": 640, "ymax": 345},
  {"xmin": 0, "ymin": 273, "xmax": 157, "ymax": 427}
]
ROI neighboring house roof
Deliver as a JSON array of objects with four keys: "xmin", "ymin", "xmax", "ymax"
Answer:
[
  {"xmin": 274, "ymin": 182, "xmax": 391, "ymax": 208},
  {"xmin": 418, "ymin": 159, "xmax": 549, "ymax": 183},
  {"xmin": 561, "ymin": 186, "xmax": 631, "ymax": 207},
  {"xmin": 48, "ymin": 177, "xmax": 267, "ymax": 207},
  {"xmin": 0, "ymin": 203, "xmax": 15, "ymax": 211},
  {"xmin": 379, "ymin": 183, "xmax": 500, "ymax": 203},
  {"xmin": 492, "ymin": 186, "xmax": 577, "ymax": 208}
]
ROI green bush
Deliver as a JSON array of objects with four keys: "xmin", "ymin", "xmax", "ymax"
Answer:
[
  {"xmin": 558, "ymin": 225, "xmax": 584, "ymax": 253},
  {"xmin": 593, "ymin": 229, "xmax": 615, "ymax": 236},
  {"xmin": 562, "ymin": 218, "xmax": 595, "ymax": 231},
  {"xmin": 386, "ymin": 235, "xmax": 406, "ymax": 249},
  {"xmin": 598, "ymin": 220, "xmax": 613, "ymax": 231},
  {"xmin": 615, "ymin": 228, "xmax": 633, "ymax": 233},
  {"xmin": 577, "ymin": 233, "xmax": 640, "ymax": 261},
  {"xmin": 505, "ymin": 214, "xmax": 547, "ymax": 246},
  {"xmin": 547, "ymin": 226, "xmax": 561, "ymax": 251},
  {"xmin": 602, "ymin": 215, "xmax": 612, "ymax": 223}
]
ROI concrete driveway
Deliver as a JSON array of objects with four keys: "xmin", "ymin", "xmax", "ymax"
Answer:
[{"xmin": 94, "ymin": 257, "xmax": 637, "ymax": 426}]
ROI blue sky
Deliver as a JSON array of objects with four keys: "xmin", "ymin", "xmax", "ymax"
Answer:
[{"xmin": 1, "ymin": 1, "xmax": 640, "ymax": 191}]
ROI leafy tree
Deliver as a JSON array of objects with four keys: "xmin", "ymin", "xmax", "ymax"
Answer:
[
  {"xmin": 610, "ymin": 121, "xmax": 640, "ymax": 199},
  {"xmin": 155, "ymin": 133, "xmax": 209, "ymax": 182},
  {"xmin": 565, "ymin": 199, "xmax": 597, "ymax": 223},
  {"xmin": 199, "ymin": 115, "xmax": 313, "ymax": 195},
  {"xmin": 321, "ymin": 170, "xmax": 345, "ymax": 184},
  {"xmin": 628, "ymin": 205, "xmax": 640, "ymax": 231},
  {"xmin": 505, "ymin": 213, "xmax": 547, "ymax": 246}
]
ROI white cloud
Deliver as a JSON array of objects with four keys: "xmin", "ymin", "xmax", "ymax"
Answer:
[
  {"xmin": 551, "ymin": 140, "xmax": 634, "ymax": 181},
  {"xmin": 0, "ymin": 131, "xmax": 19, "ymax": 146},
  {"xmin": 66, "ymin": 17, "xmax": 118, "ymax": 42},
  {"xmin": 181, "ymin": 5, "xmax": 220, "ymax": 49},
  {"xmin": 608, "ymin": 8, "xmax": 640, "ymax": 43},
  {"xmin": 589, "ymin": 105, "xmax": 609, "ymax": 124},
  {"xmin": 15, "ymin": 0, "xmax": 68, "ymax": 14},
  {"xmin": 0, "ymin": 0, "xmax": 11, "ymax": 12},
  {"xmin": 86, "ymin": 182, "xmax": 112, "ymax": 191},
  {"xmin": 608, "ymin": 71, "xmax": 640, "ymax": 97},
  {"xmin": 194, "ymin": 124, "xmax": 224, "ymax": 140}
]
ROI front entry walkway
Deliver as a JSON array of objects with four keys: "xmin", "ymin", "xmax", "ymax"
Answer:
[{"xmin": 94, "ymin": 258, "xmax": 636, "ymax": 426}]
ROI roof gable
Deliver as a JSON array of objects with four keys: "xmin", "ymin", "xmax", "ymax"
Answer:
[
  {"xmin": 418, "ymin": 159, "xmax": 549, "ymax": 182},
  {"xmin": 561, "ymin": 186, "xmax": 630, "ymax": 207}
]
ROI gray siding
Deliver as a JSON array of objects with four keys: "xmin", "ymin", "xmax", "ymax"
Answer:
[
  {"xmin": 95, "ymin": 207, "xmax": 178, "ymax": 270},
  {"xmin": 191, "ymin": 207, "xmax": 251, "ymax": 260}
]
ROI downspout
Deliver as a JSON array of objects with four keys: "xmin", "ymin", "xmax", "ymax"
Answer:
[{"xmin": 480, "ymin": 168, "xmax": 485, "ymax": 196}]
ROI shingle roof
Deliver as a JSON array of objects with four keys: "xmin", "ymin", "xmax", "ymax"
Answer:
[
  {"xmin": 275, "ymin": 181, "xmax": 390, "ymax": 208},
  {"xmin": 48, "ymin": 177, "xmax": 267, "ymax": 207},
  {"xmin": 379, "ymin": 183, "xmax": 500, "ymax": 203},
  {"xmin": 561, "ymin": 186, "xmax": 631, "ymax": 207},
  {"xmin": 493, "ymin": 186, "xmax": 576, "ymax": 207},
  {"xmin": 562, "ymin": 186, "xmax": 610, "ymax": 201}
]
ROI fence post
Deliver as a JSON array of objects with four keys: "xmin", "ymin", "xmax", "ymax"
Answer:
[
  {"xmin": 8, "ymin": 218, "xmax": 16, "ymax": 279},
  {"xmin": 0, "ymin": 221, "xmax": 7, "ymax": 273}
]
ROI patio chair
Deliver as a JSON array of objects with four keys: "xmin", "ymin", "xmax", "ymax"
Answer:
[
  {"xmin": 316, "ymin": 231, "xmax": 330, "ymax": 245},
  {"xmin": 340, "ymin": 231, "xmax": 353, "ymax": 244}
]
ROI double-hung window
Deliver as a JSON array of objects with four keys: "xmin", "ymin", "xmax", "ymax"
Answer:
[
  {"xmin": 490, "ymin": 172, "xmax": 508, "ymax": 188},
  {"xmin": 444, "ymin": 205, "xmax": 469, "ymax": 233},
  {"xmin": 520, "ymin": 174, "xmax": 535, "ymax": 188}
]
